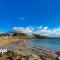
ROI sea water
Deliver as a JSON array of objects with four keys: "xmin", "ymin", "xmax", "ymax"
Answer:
[{"xmin": 26, "ymin": 39, "xmax": 60, "ymax": 51}]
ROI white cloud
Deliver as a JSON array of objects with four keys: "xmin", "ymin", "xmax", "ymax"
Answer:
[
  {"xmin": 43, "ymin": 26, "xmax": 48, "ymax": 30},
  {"xmin": 36, "ymin": 26, "xmax": 43, "ymax": 29},
  {"xmin": 12, "ymin": 26, "xmax": 60, "ymax": 37},
  {"xmin": 35, "ymin": 27, "xmax": 60, "ymax": 37},
  {"xmin": 13, "ymin": 26, "xmax": 32, "ymax": 33}
]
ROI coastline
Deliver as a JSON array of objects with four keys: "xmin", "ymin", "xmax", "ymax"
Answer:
[
  {"xmin": 0, "ymin": 37, "xmax": 60, "ymax": 60},
  {"xmin": 5, "ymin": 39, "xmax": 60, "ymax": 60}
]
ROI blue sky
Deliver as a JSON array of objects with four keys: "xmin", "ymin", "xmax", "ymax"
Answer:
[{"xmin": 0, "ymin": 0, "xmax": 60, "ymax": 32}]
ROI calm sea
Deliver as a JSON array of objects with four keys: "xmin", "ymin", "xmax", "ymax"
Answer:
[{"xmin": 26, "ymin": 39, "xmax": 60, "ymax": 51}]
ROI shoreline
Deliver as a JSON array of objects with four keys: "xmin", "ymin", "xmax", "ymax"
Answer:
[
  {"xmin": 10, "ymin": 39, "xmax": 59, "ymax": 60},
  {"xmin": 0, "ymin": 38, "xmax": 60, "ymax": 60},
  {"xmin": 14, "ymin": 39, "xmax": 60, "ymax": 60}
]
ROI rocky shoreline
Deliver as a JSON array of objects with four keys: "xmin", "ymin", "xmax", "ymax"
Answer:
[{"xmin": 0, "ymin": 39, "xmax": 60, "ymax": 60}]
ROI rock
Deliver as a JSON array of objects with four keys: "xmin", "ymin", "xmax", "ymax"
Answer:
[
  {"xmin": 29, "ymin": 54, "xmax": 41, "ymax": 60},
  {"xmin": 58, "ymin": 57, "xmax": 60, "ymax": 60},
  {"xmin": 56, "ymin": 52, "xmax": 60, "ymax": 56},
  {"xmin": 21, "ymin": 56, "xmax": 29, "ymax": 60},
  {"xmin": 5, "ymin": 56, "xmax": 13, "ymax": 60},
  {"xmin": 32, "ymin": 54, "xmax": 40, "ymax": 59}
]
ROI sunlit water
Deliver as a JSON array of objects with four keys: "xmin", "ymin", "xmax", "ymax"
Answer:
[{"xmin": 26, "ymin": 39, "xmax": 60, "ymax": 51}]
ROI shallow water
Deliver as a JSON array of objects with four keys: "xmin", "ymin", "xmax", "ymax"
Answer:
[{"xmin": 26, "ymin": 39, "xmax": 60, "ymax": 51}]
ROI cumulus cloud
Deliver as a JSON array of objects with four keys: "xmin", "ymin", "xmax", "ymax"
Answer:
[
  {"xmin": 12, "ymin": 26, "xmax": 60, "ymax": 37},
  {"xmin": 13, "ymin": 26, "xmax": 32, "ymax": 33},
  {"xmin": 34, "ymin": 27, "xmax": 60, "ymax": 37}
]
